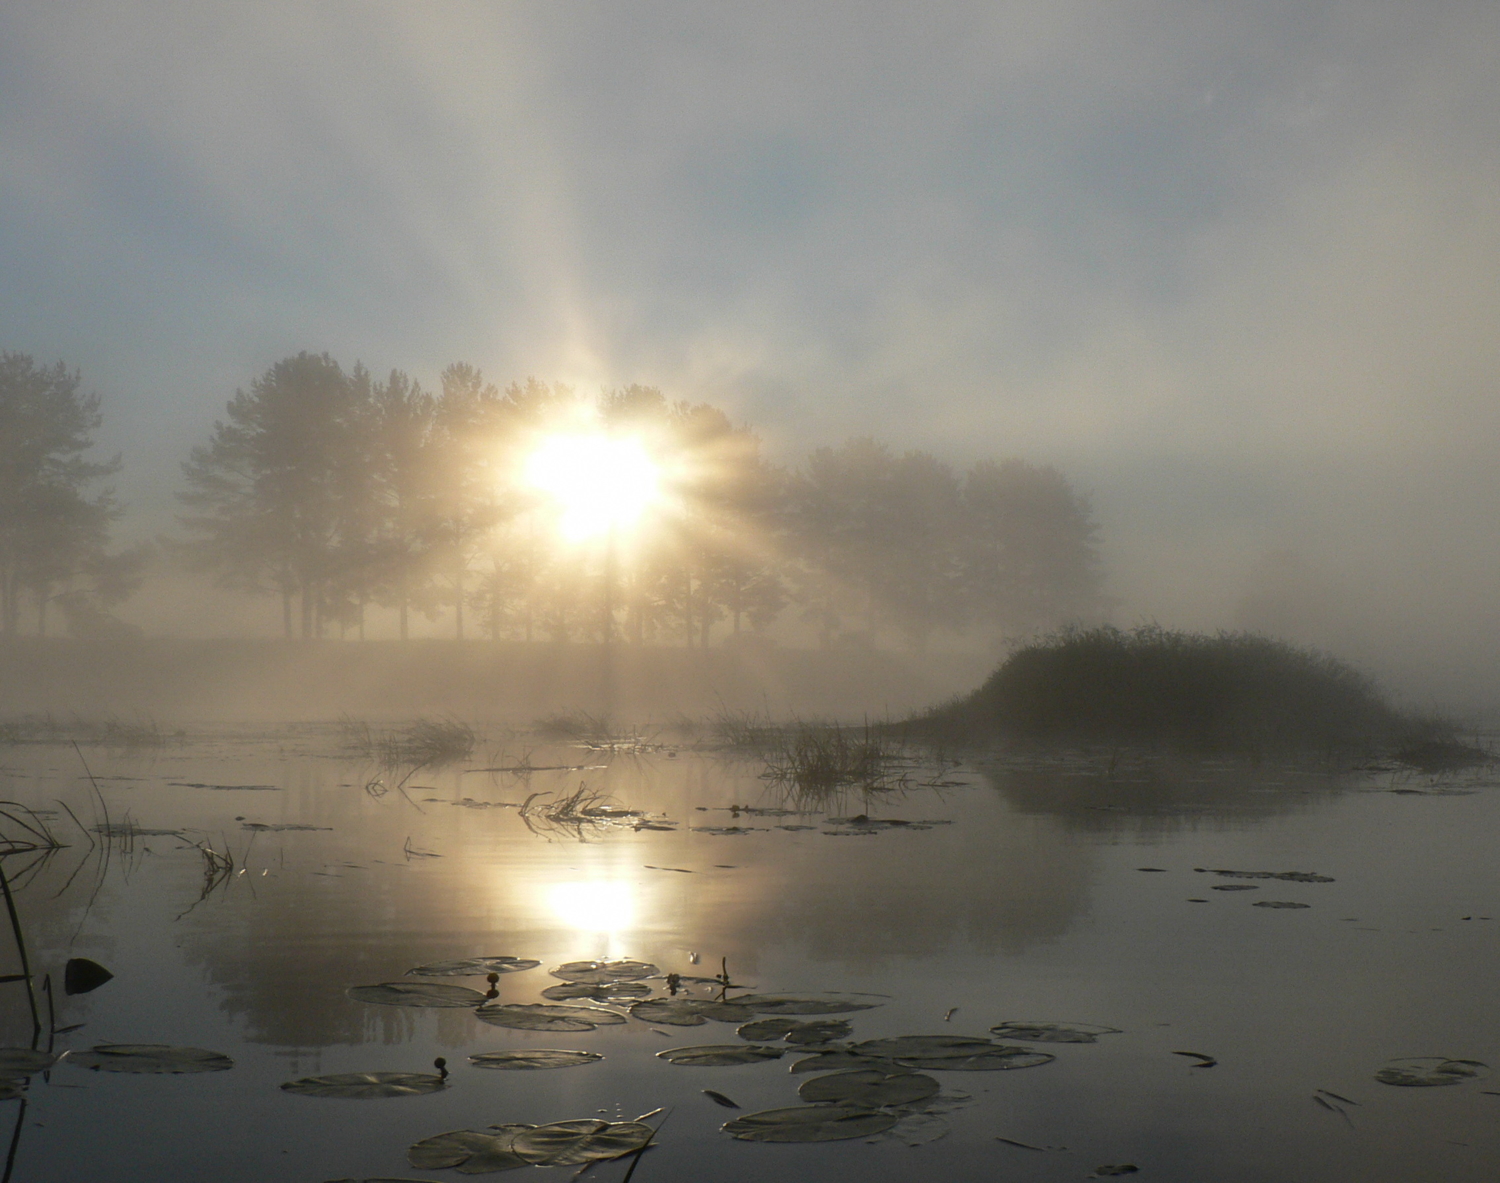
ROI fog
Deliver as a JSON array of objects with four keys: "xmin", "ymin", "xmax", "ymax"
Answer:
[{"xmin": 3, "ymin": 1, "xmax": 1499, "ymax": 716}]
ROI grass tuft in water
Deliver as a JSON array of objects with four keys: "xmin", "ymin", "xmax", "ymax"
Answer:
[
  {"xmin": 761, "ymin": 722, "xmax": 910, "ymax": 793},
  {"xmin": 340, "ymin": 716, "xmax": 477, "ymax": 767}
]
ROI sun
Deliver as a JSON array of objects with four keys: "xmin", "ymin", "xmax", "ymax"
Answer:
[{"xmin": 523, "ymin": 433, "xmax": 663, "ymax": 542}]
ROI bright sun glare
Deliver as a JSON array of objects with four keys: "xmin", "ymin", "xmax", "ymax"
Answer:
[
  {"xmin": 547, "ymin": 880, "xmax": 638, "ymax": 936},
  {"xmin": 523, "ymin": 434, "xmax": 662, "ymax": 542}
]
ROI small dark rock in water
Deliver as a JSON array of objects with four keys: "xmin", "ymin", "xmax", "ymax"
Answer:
[{"xmin": 64, "ymin": 958, "xmax": 113, "ymax": 996}]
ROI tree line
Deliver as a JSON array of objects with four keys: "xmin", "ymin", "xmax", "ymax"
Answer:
[{"xmin": 2, "ymin": 350, "xmax": 1105, "ymax": 648}]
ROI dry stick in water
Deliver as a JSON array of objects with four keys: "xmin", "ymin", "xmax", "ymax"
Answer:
[
  {"xmin": 619, "ymin": 1108, "xmax": 671, "ymax": 1183},
  {"xmin": 0, "ymin": 861, "xmax": 40, "ymax": 1041}
]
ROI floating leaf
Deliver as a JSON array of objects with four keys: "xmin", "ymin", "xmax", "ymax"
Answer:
[
  {"xmin": 1375, "ymin": 1057, "xmax": 1490, "ymax": 1087},
  {"xmin": 722, "ymin": 1105, "xmax": 898, "ymax": 1143},
  {"xmin": 1091, "ymin": 1166, "xmax": 1139, "ymax": 1177},
  {"xmin": 0, "ymin": 1049, "xmax": 56, "ymax": 1076},
  {"xmin": 281, "ymin": 1071, "xmax": 446, "ymax": 1099},
  {"xmin": 64, "ymin": 958, "xmax": 113, "ymax": 996},
  {"xmin": 1252, "ymin": 901, "xmax": 1311, "ymax": 909},
  {"xmin": 738, "ymin": 1018, "xmax": 800, "ymax": 1042},
  {"xmin": 630, "ymin": 998, "xmax": 757, "ymax": 1026},
  {"xmin": 854, "ymin": 1036, "xmax": 996, "ymax": 1061},
  {"xmin": 406, "ymin": 957, "xmax": 540, "ymax": 978},
  {"xmin": 798, "ymin": 1069, "xmax": 940, "ymax": 1107},
  {"xmin": 475, "ymin": 1003, "xmax": 626, "ymax": 1032},
  {"xmin": 789, "ymin": 1050, "xmax": 901, "ymax": 1074},
  {"xmin": 737, "ymin": 1017, "xmax": 850, "ymax": 1043},
  {"xmin": 853, "ymin": 1037, "xmax": 1053, "ymax": 1071},
  {"xmin": 66, "ymin": 1045, "xmax": 233, "ymax": 1074},
  {"xmin": 785, "ymin": 1019, "xmax": 852, "ymax": 1044},
  {"xmin": 703, "ymin": 1089, "xmax": 739, "ymax": 1108},
  {"xmin": 1200, "ymin": 869, "xmax": 1334, "ymax": 883},
  {"xmin": 885, "ymin": 1112, "xmax": 950, "ymax": 1146},
  {"xmin": 548, "ymin": 960, "xmax": 658, "ymax": 985},
  {"xmin": 657, "ymin": 1045, "xmax": 786, "ymax": 1066},
  {"xmin": 469, "ymin": 1050, "xmax": 603, "ymax": 1071},
  {"xmin": 989, "ymin": 1022, "xmax": 1121, "ymax": 1044},
  {"xmin": 409, "ymin": 1125, "xmax": 534, "ymax": 1172},
  {"xmin": 729, "ymin": 992, "xmax": 885, "ymax": 1015},
  {"xmin": 511, "ymin": 1119, "xmax": 654, "ymax": 1166},
  {"xmin": 348, "ymin": 982, "xmax": 486, "ymax": 1008},
  {"xmin": 1211, "ymin": 885, "xmax": 1258, "ymax": 892},
  {"xmin": 542, "ymin": 981, "xmax": 652, "ymax": 1003}
]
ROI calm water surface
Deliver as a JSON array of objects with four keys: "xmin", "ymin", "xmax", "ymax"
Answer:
[{"xmin": 1, "ymin": 728, "xmax": 1496, "ymax": 1182}]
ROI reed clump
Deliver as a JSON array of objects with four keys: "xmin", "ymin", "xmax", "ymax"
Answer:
[
  {"xmin": 914, "ymin": 625, "xmax": 1447, "ymax": 753},
  {"xmin": 340, "ymin": 716, "xmax": 477, "ymax": 766},
  {"xmin": 761, "ymin": 721, "xmax": 909, "ymax": 792}
]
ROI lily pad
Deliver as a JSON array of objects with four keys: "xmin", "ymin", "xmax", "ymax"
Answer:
[
  {"xmin": 66, "ymin": 1045, "xmax": 233, "ymax": 1074},
  {"xmin": 475, "ymin": 1003, "xmax": 626, "ymax": 1032},
  {"xmin": 738, "ymin": 1017, "xmax": 800, "ymax": 1042},
  {"xmin": 1252, "ymin": 901, "xmax": 1311, "ymax": 909},
  {"xmin": 854, "ymin": 1036, "xmax": 1053, "ymax": 1071},
  {"xmin": 884, "ymin": 1112, "xmax": 951, "ymax": 1146},
  {"xmin": 0, "ymin": 1049, "xmax": 57, "ymax": 1075},
  {"xmin": 729, "ymin": 992, "xmax": 885, "ymax": 1015},
  {"xmin": 657, "ymin": 1045, "xmax": 786, "ymax": 1066},
  {"xmin": 409, "ymin": 1125, "xmax": 534, "ymax": 1172},
  {"xmin": 789, "ymin": 1050, "xmax": 901, "ymax": 1074},
  {"xmin": 722, "ymin": 1105, "xmax": 898, "ymax": 1142},
  {"xmin": 511, "ymin": 1120, "xmax": 654, "ymax": 1165},
  {"xmin": 737, "ymin": 1017, "xmax": 852, "ymax": 1043},
  {"xmin": 548, "ymin": 959, "xmax": 658, "ymax": 985},
  {"xmin": 469, "ymin": 1050, "xmax": 604, "ymax": 1070},
  {"xmin": 785, "ymin": 1019, "xmax": 852, "ymax": 1044},
  {"xmin": 348, "ymin": 982, "xmax": 486, "ymax": 1008},
  {"xmin": 541, "ymin": 981, "xmax": 652, "ymax": 1003},
  {"xmin": 406, "ymin": 957, "xmax": 540, "ymax": 978},
  {"xmin": 854, "ymin": 1036, "xmax": 996, "ymax": 1061},
  {"xmin": 1375, "ymin": 1057, "xmax": 1490, "ymax": 1087},
  {"xmin": 989, "ymin": 1022, "xmax": 1122, "ymax": 1044},
  {"xmin": 630, "ymin": 998, "xmax": 758, "ymax": 1026},
  {"xmin": 798, "ymin": 1068, "xmax": 940, "ymax": 1107},
  {"xmin": 281, "ymin": 1071, "xmax": 447, "ymax": 1098}
]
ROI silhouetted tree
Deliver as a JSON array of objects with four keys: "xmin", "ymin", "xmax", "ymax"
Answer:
[
  {"xmin": 178, "ymin": 352, "xmax": 363, "ymax": 639},
  {"xmin": 363, "ymin": 369, "xmax": 440, "ymax": 640},
  {"xmin": 958, "ymin": 458, "xmax": 1103, "ymax": 635},
  {"xmin": 0, "ymin": 353, "xmax": 125, "ymax": 637}
]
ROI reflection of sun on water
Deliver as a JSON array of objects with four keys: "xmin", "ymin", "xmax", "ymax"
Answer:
[
  {"xmin": 524, "ymin": 434, "xmax": 662, "ymax": 542},
  {"xmin": 547, "ymin": 881, "xmax": 639, "ymax": 958}
]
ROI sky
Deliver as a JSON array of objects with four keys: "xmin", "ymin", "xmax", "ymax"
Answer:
[{"xmin": 3, "ymin": 1, "xmax": 1498, "ymax": 704}]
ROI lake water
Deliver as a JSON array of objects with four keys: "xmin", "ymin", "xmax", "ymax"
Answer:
[{"xmin": 0, "ymin": 727, "xmax": 1497, "ymax": 1182}]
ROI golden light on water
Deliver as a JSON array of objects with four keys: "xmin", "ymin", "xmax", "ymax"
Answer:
[
  {"xmin": 523, "ymin": 433, "xmax": 663, "ymax": 542},
  {"xmin": 546, "ymin": 879, "xmax": 640, "ymax": 937}
]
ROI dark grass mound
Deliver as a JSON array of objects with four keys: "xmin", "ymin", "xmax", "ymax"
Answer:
[{"xmin": 914, "ymin": 626, "xmax": 1435, "ymax": 752}]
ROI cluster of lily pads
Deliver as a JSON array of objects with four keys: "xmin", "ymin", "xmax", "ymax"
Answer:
[
  {"xmin": 13, "ymin": 949, "xmax": 1489, "ymax": 1175},
  {"xmin": 0, "ymin": 1043, "xmax": 234, "ymax": 1100}
]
